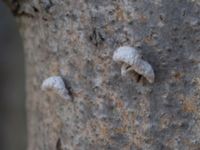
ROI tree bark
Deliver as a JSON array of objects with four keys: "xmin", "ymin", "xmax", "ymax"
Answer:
[{"xmin": 17, "ymin": 0, "xmax": 200, "ymax": 149}]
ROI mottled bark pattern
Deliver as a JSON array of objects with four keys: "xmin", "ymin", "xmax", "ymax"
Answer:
[{"xmin": 19, "ymin": 0, "xmax": 200, "ymax": 149}]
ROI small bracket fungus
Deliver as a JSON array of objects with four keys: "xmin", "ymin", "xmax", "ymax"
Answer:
[
  {"xmin": 113, "ymin": 46, "xmax": 155, "ymax": 83},
  {"xmin": 41, "ymin": 76, "xmax": 72, "ymax": 100}
]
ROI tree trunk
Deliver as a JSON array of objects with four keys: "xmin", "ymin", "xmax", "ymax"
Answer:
[{"xmin": 17, "ymin": 0, "xmax": 200, "ymax": 149}]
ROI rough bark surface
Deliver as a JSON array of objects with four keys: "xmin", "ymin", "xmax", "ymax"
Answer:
[{"xmin": 18, "ymin": 0, "xmax": 200, "ymax": 149}]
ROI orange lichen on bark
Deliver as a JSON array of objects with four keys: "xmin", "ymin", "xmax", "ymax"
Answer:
[
  {"xmin": 116, "ymin": 6, "xmax": 127, "ymax": 21},
  {"xmin": 138, "ymin": 15, "xmax": 148, "ymax": 24},
  {"xmin": 182, "ymin": 99, "xmax": 197, "ymax": 113},
  {"xmin": 99, "ymin": 123, "xmax": 109, "ymax": 138},
  {"xmin": 50, "ymin": 61, "xmax": 60, "ymax": 74}
]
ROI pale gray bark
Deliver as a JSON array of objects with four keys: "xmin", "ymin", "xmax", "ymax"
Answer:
[{"xmin": 16, "ymin": 0, "xmax": 200, "ymax": 149}]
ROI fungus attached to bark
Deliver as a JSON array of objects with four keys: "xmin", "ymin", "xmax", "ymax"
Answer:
[
  {"xmin": 113, "ymin": 46, "xmax": 155, "ymax": 83},
  {"xmin": 41, "ymin": 76, "xmax": 72, "ymax": 100}
]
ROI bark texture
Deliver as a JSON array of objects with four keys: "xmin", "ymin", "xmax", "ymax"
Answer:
[{"xmin": 18, "ymin": 0, "xmax": 200, "ymax": 149}]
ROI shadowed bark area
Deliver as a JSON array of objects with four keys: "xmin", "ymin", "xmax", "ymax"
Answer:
[
  {"xmin": 17, "ymin": 0, "xmax": 200, "ymax": 149},
  {"xmin": 0, "ymin": 1, "xmax": 26, "ymax": 150}
]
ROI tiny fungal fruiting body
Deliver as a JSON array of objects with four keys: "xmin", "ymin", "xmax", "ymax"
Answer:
[
  {"xmin": 41, "ymin": 76, "xmax": 71, "ymax": 100},
  {"xmin": 113, "ymin": 46, "xmax": 155, "ymax": 83}
]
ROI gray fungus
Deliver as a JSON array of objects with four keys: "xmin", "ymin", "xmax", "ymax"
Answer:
[
  {"xmin": 41, "ymin": 76, "xmax": 72, "ymax": 100},
  {"xmin": 113, "ymin": 46, "xmax": 155, "ymax": 83}
]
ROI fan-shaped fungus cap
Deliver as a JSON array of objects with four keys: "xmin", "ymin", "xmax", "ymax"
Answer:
[
  {"xmin": 41, "ymin": 76, "xmax": 71, "ymax": 100},
  {"xmin": 113, "ymin": 46, "xmax": 155, "ymax": 83}
]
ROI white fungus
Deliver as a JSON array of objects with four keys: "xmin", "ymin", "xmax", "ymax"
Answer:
[
  {"xmin": 113, "ymin": 46, "xmax": 155, "ymax": 83},
  {"xmin": 41, "ymin": 76, "xmax": 71, "ymax": 100}
]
